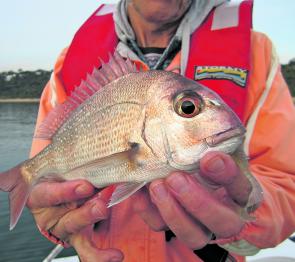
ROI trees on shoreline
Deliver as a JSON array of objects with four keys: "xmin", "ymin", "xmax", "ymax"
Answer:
[
  {"xmin": 0, "ymin": 69, "xmax": 51, "ymax": 98},
  {"xmin": 0, "ymin": 60, "xmax": 294, "ymax": 98},
  {"xmin": 282, "ymin": 60, "xmax": 295, "ymax": 96}
]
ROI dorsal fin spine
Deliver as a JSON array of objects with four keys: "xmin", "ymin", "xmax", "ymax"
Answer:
[
  {"xmin": 83, "ymin": 78, "xmax": 97, "ymax": 93},
  {"xmin": 73, "ymin": 88, "xmax": 86, "ymax": 100},
  {"xmin": 126, "ymin": 57, "xmax": 136, "ymax": 72},
  {"xmin": 68, "ymin": 98, "xmax": 79, "ymax": 106},
  {"xmin": 34, "ymin": 52, "xmax": 138, "ymax": 140},
  {"xmin": 100, "ymin": 62, "xmax": 117, "ymax": 82},
  {"xmin": 114, "ymin": 52, "xmax": 129, "ymax": 74},
  {"xmin": 93, "ymin": 67, "xmax": 109, "ymax": 86},
  {"xmin": 85, "ymin": 74, "xmax": 100, "ymax": 91},
  {"xmin": 79, "ymin": 81, "xmax": 94, "ymax": 96},
  {"xmin": 75, "ymin": 86, "xmax": 90, "ymax": 100},
  {"xmin": 98, "ymin": 58, "xmax": 117, "ymax": 81},
  {"xmin": 70, "ymin": 93, "xmax": 83, "ymax": 104},
  {"xmin": 109, "ymin": 53, "xmax": 124, "ymax": 76}
]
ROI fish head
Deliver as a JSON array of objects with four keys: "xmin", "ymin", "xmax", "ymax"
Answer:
[{"xmin": 144, "ymin": 72, "xmax": 246, "ymax": 170}]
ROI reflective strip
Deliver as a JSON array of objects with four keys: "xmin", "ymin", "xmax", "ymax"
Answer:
[
  {"xmin": 49, "ymin": 72, "xmax": 58, "ymax": 107},
  {"xmin": 211, "ymin": 0, "xmax": 243, "ymax": 30},
  {"xmin": 95, "ymin": 4, "xmax": 116, "ymax": 16},
  {"xmin": 244, "ymin": 45, "xmax": 280, "ymax": 156}
]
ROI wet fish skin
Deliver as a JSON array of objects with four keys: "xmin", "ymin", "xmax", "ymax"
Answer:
[{"xmin": 0, "ymin": 54, "xmax": 260, "ymax": 230}]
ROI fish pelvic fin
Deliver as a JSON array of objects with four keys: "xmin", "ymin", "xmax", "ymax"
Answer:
[
  {"xmin": 108, "ymin": 182, "xmax": 146, "ymax": 208},
  {"xmin": 0, "ymin": 163, "xmax": 32, "ymax": 230},
  {"xmin": 35, "ymin": 52, "xmax": 138, "ymax": 140}
]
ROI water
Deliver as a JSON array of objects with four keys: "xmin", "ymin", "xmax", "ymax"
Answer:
[
  {"xmin": 0, "ymin": 103, "xmax": 76, "ymax": 262},
  {"xmin": 0, "ymin": 103, "xmax": 294, "ymax": 261}
]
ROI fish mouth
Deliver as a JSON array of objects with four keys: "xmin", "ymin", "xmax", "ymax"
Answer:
[
  {"xmin": 205, "ymin": 126, "xmax": 246, "ymax": 147},
  {"xmin": 164, "ymin": 126, "xmax": 246, "ymax": 172}
]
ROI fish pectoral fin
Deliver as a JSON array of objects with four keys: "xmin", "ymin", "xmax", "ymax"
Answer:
[
  {"xmin": 65, "ymin": 146, "xmax": 139, "ymax": 179},
  {"xmin": 108, "ymin": 182, "xmax": 146, "ymax": 207}
]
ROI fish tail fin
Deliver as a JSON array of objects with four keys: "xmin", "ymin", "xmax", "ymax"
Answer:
[{"xmin": 0, "ymin": 163, "xmax": 31, "ymax": 230}]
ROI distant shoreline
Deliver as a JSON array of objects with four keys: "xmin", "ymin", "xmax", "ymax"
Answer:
[{"xmin": 0, "ymin": 98, "xmax": 40, "ymax": 103}]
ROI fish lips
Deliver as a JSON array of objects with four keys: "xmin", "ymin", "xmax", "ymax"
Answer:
[
  {"xmin": 204, "ymin": 126, "xmax": 246, "ymax": 147},
  {"xmin": 166, "ymin": 126, "xmax": 246, "ymax": 171}
]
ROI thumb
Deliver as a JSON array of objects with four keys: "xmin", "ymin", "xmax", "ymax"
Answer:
[
  {"xmin": 200, "ymin": 151, "xmax": 252, "ymax": 207},
  {"xmin": 70, "ymin": 228, "xmax": 124, "ymax": 262}
]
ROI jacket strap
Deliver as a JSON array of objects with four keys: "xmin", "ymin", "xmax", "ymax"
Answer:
[{"xmin": 185, "ymin": 0, "xmax": 253, "ymax": 120}]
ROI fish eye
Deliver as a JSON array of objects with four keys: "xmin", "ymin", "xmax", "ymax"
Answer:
[{"xmin": 174, "ymin": 92, "xmax": 202, "ymax": 118}]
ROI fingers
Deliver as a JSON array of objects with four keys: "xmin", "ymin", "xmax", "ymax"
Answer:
[
  {"xmin": 149, "ymin": 180, "xmax": 212, "ymax": 249},
  {"xmin": 49, "ymin": 196, "xmax": 109, "ymax": 241},
  {"xmin": 131, "ymin": 187, "xmax": 167, "ymax": 231},
  {"xmin": 165, "ymin": 172, "xmax": 245, "ymax": 238},
  {"xmin": 70, "ymin": 228, "xmax": 123, "ymax": 262},
  {"xmin": 200, "ymin": 151, "xmax": 252, "ymax": 207},
  {"xmin": 140, "ymin": 152, "xmax": 250, "ymax": 249},
  {"xmin": 27, "ymin": 179, "xmax": 95, "ymax": 209}
]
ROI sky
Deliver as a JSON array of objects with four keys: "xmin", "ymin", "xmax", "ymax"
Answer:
[{"xmin": 0, "ymin": 0, "xmax": 294, "ymax": 72}]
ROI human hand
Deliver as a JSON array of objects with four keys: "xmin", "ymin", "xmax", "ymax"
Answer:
[
  {"xmin": 27, "ymin": 180, "xmax": 123, "ymax": 262},
  {"xmin": 69, "ymin": 226, "xmax": 124, "ymax": 262},
  {"xmin": 132, "ymin": 151, "xmax": 253, "ymax": 249}
]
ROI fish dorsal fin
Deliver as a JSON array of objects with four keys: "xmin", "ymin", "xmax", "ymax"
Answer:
[{"xmin": 35, "ymin": 52, "xmax": 138, "ymax": 139}]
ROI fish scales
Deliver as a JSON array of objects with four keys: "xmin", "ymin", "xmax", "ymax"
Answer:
[
  {"xmin": 52, "ymin": 104, "xmax": 141, "ymax": 172},
  {"xmin": 24, "ymin": 71, "xmax": 170, "ymax": 183},
  {"xmin": 0, "ymin": 54, "xmax": 263, "ymax": 230}
]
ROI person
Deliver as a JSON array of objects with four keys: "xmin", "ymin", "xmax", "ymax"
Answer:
[{"xmin": 28, "ymin": 0, "xmax": 295, "ymax": 261}]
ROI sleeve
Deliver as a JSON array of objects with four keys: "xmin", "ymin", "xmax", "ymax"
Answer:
[
  {"xmin": 215, "ymin": 32, "xmax": 295, "ymax": 256},
  {"xmin": 30, "ymin": 48, "xmax": 68, "ymax": 157},
  {"xmin": 30, "ymin": 48, "xmax": 69, "ymax": 246}
]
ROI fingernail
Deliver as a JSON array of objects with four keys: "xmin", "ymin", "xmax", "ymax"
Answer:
[
  {"xmin": 110, "ymin": 257, "xmax": 123, "ymax": 262},
  {"xmin": 151, "ymin": 182, "xmax": 168, "ymax": 201},
  {"xmin": 110, "ymin": 258, "xmax": 122, "ymax": 262},
  {"xmin": 75, "ymin": 184, "xmax": 92, "ymax": 196},
  {"xmin": 206, "ymin": 156, "xmax": 225, "ymax": 173},
  {"xmin": 167, "ymin": 173, "xmax": 188, "ymax": 194},
  {"xmin": 91, "ymin": 203, "xmax": 106, "ymax": 218}
]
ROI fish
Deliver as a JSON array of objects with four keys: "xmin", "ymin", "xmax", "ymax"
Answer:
[{"xmin": 0, "ymin": 53, "xmax": 262, "ymax": 230}]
